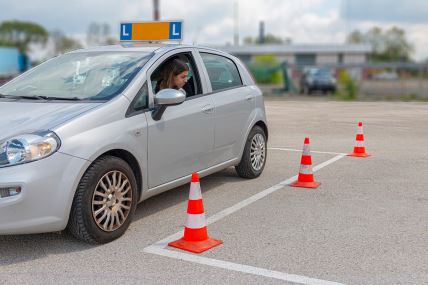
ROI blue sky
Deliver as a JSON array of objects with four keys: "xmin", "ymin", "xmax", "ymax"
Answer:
[
  {"xmin": 345, "ymin": 0, "xmax": 428, "ymax": 23},
  {"xmin": 1, "ymin": 0, "xmax": 427, "ymax": 59}
]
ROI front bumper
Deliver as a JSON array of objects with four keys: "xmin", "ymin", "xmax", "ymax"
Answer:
[
  {"xmin": 310, "ymin": 83, "xmax": 336, "ymax": 91},
  {"xmin": 0, "ymin": 152, "xmax": 90, "ymax": 234}
]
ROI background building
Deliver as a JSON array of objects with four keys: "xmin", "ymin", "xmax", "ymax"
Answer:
[
  {"xmin": 0, "ymin": 47, "xmax": 21, "ymax": 77},
  {"xmin": 216, "ymin": 43, "xmax": 372, "ymax": 66}
]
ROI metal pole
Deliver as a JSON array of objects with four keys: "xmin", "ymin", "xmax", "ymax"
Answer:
[
  {"xmin": 259, "ymin": 21, "xmax": 265, "ymax": 44},
  {"xmin": 234, "ymin": 1, "xmax": 239, "ymax": 46},
  {"xmin": 153, "ymin": 0, "xmax": 160, "ymax": 21},
  {"xmin": 418, "ymin": 64, "xmax": 424, "ymax": 97}
]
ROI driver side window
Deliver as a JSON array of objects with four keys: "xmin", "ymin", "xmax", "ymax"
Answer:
[{"xmin": 150, "ymin": 52, "xmax": 202, "ymax": 98}]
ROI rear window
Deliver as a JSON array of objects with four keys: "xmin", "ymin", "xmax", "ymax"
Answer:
[
  {"xmin": 200, "ymin": 53, "xmax": 242, "ymax": 92},
  {"xmin": 308, "ymin": 68, "xmax": 331, "ymax": 77}
]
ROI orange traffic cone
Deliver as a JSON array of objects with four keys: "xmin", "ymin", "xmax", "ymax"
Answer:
[
  {"xmin": 168, "ymin": 173, "xmax": 223, "ymax": 253},
  {"xmin": 290, "ymin": 137, "xmax": 321, "ymax": 189},
  {"xmin": 348, "ymin": 122, "xmax": 371, "ymax": 157}
]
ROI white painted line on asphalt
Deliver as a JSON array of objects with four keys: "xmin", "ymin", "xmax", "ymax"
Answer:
[
  {"xmin": 144, "ymin": 154, "xmax": 347, "ymax": 285},
  {"xmin": 313, "ymin": 154, "xmax": 347, "ymax": 171},
  {"xmin": 269, "ymin": 147, "xmax": 347, "ymax": 156},
  {"xmin": 144, "ymin": 246, "xmax": 345, "ymax": 285}
]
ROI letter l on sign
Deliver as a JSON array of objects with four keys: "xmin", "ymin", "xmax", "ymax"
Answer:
[
  {"xmin": 172, "ymin": 24, "xmax": 179, "ymax": 36},
  {"xmin": 122, "ymin": 25, "xmax": 129, "ymax": 36}
]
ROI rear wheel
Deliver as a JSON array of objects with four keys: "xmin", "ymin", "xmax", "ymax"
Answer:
[
  {"xmin": 235, "ymin": 125, "xmax": 267, "ymax": 179},
  {"xmin": 67, "ymin": 155, "xmax": 138, "ymax": 244}
]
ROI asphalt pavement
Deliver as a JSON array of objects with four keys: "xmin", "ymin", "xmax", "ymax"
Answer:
[{"xmin": 0, "ymin": 99, "xmax": 427, "ymax": 285}]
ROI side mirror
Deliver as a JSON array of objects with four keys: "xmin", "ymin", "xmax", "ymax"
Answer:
[
  {"xmin": 152, "ymin": 88, "xmax": 185, "ymax": 121},
  {"xmin": 155, "ymin": 88, "xmax": 185, "ymax": 106}
]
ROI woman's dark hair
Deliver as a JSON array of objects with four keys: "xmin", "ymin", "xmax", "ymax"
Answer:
[{"xmin": 158, "ymin": 58, "xmax": 189, "ymax": 91}]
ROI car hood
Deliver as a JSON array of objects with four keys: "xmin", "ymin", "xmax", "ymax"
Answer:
[{"xmin": 0, "ymin": 100, "xmax": 103, "ymax": 140}]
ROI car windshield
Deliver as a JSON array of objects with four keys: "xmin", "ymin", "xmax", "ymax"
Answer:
[
  {"xmin": 309, "ymin": 69, "xmax": 331, "ymax": 77},
  {"xmin": 0, "ymin": 51, "xmax": 153, "ymax": 101}
]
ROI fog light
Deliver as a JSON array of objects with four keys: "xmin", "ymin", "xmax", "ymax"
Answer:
[{"xmin": 0, "ymin": 186, "xmax": 21, "ymax": 198}]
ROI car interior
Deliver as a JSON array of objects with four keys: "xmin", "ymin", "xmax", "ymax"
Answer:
[{"xmin": 150, "ymin": 53, "xmax": 202, "ymax": 98}]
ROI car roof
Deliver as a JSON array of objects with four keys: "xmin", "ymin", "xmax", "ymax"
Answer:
[{"xmin": 69, "ymin": 43, "xmax": 229, "ymax": 56}]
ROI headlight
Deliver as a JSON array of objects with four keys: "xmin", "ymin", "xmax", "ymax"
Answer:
[{"xmin": 0, "ymin": 131, "xmax": 61, "ymax": 168}]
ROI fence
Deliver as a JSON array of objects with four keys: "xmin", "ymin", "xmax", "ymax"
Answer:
[
  {"xmin": 2, "ymin": 62, "xmax": 428, "ymax": 99},
  {"xmin": 284, "ymin": 62, "xmax": 428, "ymax": 98}
]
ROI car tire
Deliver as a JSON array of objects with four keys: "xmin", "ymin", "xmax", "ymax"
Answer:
[
  {"xmin": 235, "ymin": 125, "xmax": 267, "ymax": 179},
  {"xmin": 67, "ymin": 155, "xmax": 138, "ymax": 244}
]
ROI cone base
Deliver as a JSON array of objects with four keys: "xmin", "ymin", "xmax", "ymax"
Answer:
[
  {"xmin": 290, "ymin": 181, "xmax": 321, "ymax": 189},
  {"xmin": 168, "ymin": 237, "xmax": 223, "ymax": 254},
  {"xmin": 348, "ymin": 152, "xmax": 371, "ymax": 157}
]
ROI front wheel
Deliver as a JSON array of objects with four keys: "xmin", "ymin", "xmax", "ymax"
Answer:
[
  {"xmin": 67, "ymin": 156, "xmax": 138, "ymax": 244},
  {"xmin": 235, "ymin": 125, "xmax": 267, "ymax": 179}
]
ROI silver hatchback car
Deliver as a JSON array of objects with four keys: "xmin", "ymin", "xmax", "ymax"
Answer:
[{"xmin": 0, "ymin": 44, "xmax": 268, "ymax": 243}]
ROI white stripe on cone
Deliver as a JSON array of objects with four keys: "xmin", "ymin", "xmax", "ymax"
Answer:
[
  {"xmin": 358, "ymin": 126, "xmax": 364, "ymax": 134},
  {"xmin": 299, "ymin": 164, "xmax": 313, "ymax": 174},
  {"xmin": 184, "ymin": 213, "xmax": 207, "ymax": 229},
  {"xmin": 302, "ymin": 144, "xmax": 311, "ymax": 155},
  {"xmin": 354, "ymin": 140, "xmax": 365, "ymax": 147},
  {"xmin": 189, "ymin": 182, "xmax": 202, "ymax": 200}
]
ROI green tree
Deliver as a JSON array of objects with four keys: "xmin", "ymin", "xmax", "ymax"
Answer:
[
  {"xmin": 243, "ymin": 36, "xmax": 255, "ymax": 44},
  {"xmin": 51, "ymin": 30, "xmax": 82, "ymax": 54},
  {"xmin": 382, "ymin": 27, "xmax": 413, "ymax": 62},
  {"xmin": 346, "ymin": 26, "xmax": 413, "ymax": 62},
  {"xmin": 87, "ymin": 22, "xmax": 115, "ymax": 46},
  {"xmin": 248, "ymin": 54, "xmax": 282, "ymax": 84},
  {"xmin": 335, "ymin": 70, "xmax": 358, "ymax": 100},
  {"xmin": 263, "ymin": 34, "xmax": 284, "ymax": 44},
  {"xmin": 243, "ymin": 34, "xmax": 288, "ymax": 45},
  {"xmin": 347, "ymin": 30, "xmax": 364, "ymax": 44},
  {"xmin": 0, "ymin": 20, "xmax": 48, "ymax": 53}
]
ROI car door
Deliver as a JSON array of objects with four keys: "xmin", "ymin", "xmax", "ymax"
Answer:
[
  {"xmin": 198, "ymin": 51, "xmax": 254, "ymax": 165},
  {"xmin": 146, "ymin": 49, "xmax": 215, "ymax": 188}
]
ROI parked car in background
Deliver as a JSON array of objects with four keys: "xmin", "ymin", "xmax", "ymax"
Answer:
[{"xmin": 299, "ymin": 67, "xmax": 336, "ymax": 94}]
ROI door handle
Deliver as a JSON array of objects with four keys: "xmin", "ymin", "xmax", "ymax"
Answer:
[
  {"xmin": 245, "ymin": 95, "xmax": 254, "ymax": 101},
  {"xmin": 201, "ymin": 105, "xmax": 214, "ymax": 114}
]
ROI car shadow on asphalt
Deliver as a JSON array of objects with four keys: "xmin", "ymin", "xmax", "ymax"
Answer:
[
  {"xmin": 133, "ymin": 167, "xmax": 240, "ymax": 221},
  {"xmin": 0, "ymin": 167, "xmax": 242, "ymax": 266}
]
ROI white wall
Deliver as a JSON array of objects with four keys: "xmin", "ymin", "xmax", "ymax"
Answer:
[
  {"xmin": 277, "ymin": 54, "xmax": 294, "ymax": 64},
  {"xmin": 343, "ymin": 54, "xmax": 366, "ymax": 64},
  {"xmin": 316, "ymin": 54, "xmax": 338, "ymax": 65}
]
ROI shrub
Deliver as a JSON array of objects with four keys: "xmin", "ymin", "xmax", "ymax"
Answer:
[
  {"xmin": 335, "ymin": 70, "xmax": 358, "ymax": 100},
  {"xmin": 248, "ymin": 55, "xmax": 282, "ymax": 84}
]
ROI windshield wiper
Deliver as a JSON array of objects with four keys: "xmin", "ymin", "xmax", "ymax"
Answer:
[
  {"xmin": 21, "ymin": 95, "xmax": 81, "ymax": 101},
  {"xmin": 7, "ymin": 95, "xmax": 48, "ymax": 100},
  {"xmin": 40, "ymin": 96, "xmax": 82, "ymax": 101},
  {"xmin": 0, "ymin": 93, "xmax": 14, "ymax": 98},
  {"xmin": 0, "ymin": 93, "xmax": 31, "ymax": 100},
  {"xmin": 0, "ymin": 93, "xmax": 82, "ymax": 101}
]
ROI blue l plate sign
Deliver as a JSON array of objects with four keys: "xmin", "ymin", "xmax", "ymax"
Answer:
[
  {"xmin": 120, "ymin": 23, "xmax": 132, "ymax": 41},
  {"xmin": 169, "ymin": 22, "xmax": 182, "ymax": 40}
]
